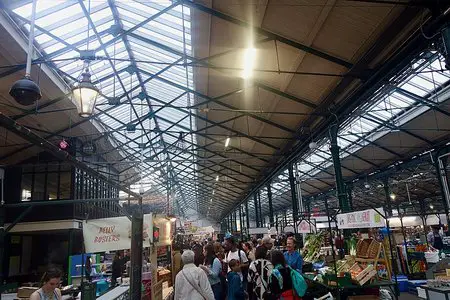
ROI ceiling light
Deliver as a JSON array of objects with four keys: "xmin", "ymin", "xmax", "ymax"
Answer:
[
  {"xmin": 71, "ymin": 67, "xmax": 100, "ymax": 117},
  {"xmin": 430, "ymin": 204, "xmax": 434, "ymax": 209},
  {"xmin": 242, "ymin": 48, "xmax": 256, "ymax": 79},
  {"xmin": 10, "ymin": 0, "xmax": 41, "ymax": 106},
  {"xmin": 216, "ymin": 175, "xmax": 219, "ymax": 182},
  {"xmin": 212, "ymin": 190, "xmax": 215, "ymax": 195},
  {"xmin": 390, "ymin": 192, "xmax": 396, "ymax": 201},
  {"xmin": 309, "ymin": 141, "xmax": 318, "ymax": 150},
  {"xmin": 225, "ymin": 137, "xmax": 231, "ymax": 148}
]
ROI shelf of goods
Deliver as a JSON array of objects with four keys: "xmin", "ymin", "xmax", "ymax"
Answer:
[{"xmin": 321, "ymin": 238, "xmax": 392, "ymax": 288}]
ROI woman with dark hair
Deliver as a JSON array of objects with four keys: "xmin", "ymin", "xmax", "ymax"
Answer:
[
  {"xmin": 243, "ymin": 242, "xmax": 256, "ymax": 262},
  {"xmin": 200, "ymin": 243, "xmax": 223, "ymax": 300},
  {"xmin": 30, "ymin": 268, "xmax": 62, "ymax": 300},
  {"xmin": 269, "ymin": 250, "xmax": 300, "ymax": 300},
  {"xmin": 248, "ymin": 246, "xmax": 273, "ymax": 300}
]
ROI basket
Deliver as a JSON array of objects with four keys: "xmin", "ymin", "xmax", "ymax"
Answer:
[
  {"xmin": 366, "ymin": 240, "xmax": 381, "ymax": 259},
  {"xmin": 356, "ymin": 239, "xmax": 373, "ymax": 258}
]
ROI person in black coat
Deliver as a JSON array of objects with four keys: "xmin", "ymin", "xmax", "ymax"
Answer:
[{"xmin": 111, "ymin": 251, "xmax": 123, "ymax": 286}]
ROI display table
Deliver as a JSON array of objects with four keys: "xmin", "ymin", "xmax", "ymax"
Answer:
[
  {"xmin": 96, "ymin": 285, "xmax": 129, "ymax": 300},
  {"xmin": 422, "ymin": 286, "xmax": 450, "ymax": 300},
  {"xmin": 304, "ymin": 276, "xmax": 398, "ymax": 300}
]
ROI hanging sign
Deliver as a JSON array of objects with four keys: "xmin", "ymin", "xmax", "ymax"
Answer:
[
  {"xmin": 283, "ymin": 226, "xmax": 295, "ymax": 233},
  {"xmin": 83, "ymin": 214, "xmax": 153, "ymax": 253},
  {"xmin": 337, "ymin": 208, "xmax": 385, "ymax": 229},
  {"xmin": 297, "ymin": 220, "xmax": 316, "ymax": 233}
]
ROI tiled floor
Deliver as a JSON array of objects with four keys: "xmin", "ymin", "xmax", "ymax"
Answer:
[{"xmin": 399, "ymin": 292, "xmax": 421, "ymax": 300}]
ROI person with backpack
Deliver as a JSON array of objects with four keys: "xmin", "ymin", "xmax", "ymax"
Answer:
[
  {"xmin": 227, "ymin": 259, "xmax": 247, "ymax": 300},
  {"xmin": 268, "ymin": 250, "xmax": 304, "ymax": 300},
  {"xmin": 224, "ymin": 235, "xmax": 249, "ymax": 288},
  {"xmin": 248, "ymin": 246, "xmax": 273, "ymax": 300}
]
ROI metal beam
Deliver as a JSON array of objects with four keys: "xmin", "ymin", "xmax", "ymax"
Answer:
[{"xmin": 181, "ymin": 0, "xmax": 353, "ymax": 68}]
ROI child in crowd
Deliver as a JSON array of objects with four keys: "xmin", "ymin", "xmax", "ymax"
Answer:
[{"xmin": 227, "ymin": 259, "xmax": 246, "ymax": 300}]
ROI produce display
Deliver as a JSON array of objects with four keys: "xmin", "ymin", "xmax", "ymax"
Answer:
[{"xmin": 303, "ymin": 232, "xmax": 325, "ymax": 262}]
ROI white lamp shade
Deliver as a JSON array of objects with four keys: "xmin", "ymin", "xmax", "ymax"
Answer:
[{"xmin": 72, "ymin": 82, "xmax": 99, "ymax": 117}]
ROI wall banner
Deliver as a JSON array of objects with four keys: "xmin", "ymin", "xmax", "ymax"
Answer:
[
  {"xmin": 336, "ymin": 208, "xmax": 385, "ymax": 229},
  {"xmin": 83, "ymin": 214, "xmax": 152, "ymax": 253}
]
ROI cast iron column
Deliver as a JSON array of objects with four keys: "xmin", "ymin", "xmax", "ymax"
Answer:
[
  {"xmin": 288, "ymin": 163, "xmax": 299, "ymax": 226},
  {"xmin": 239, "ymin": 206, "xmax": 244, "ymax": 240},
  {"xmin": 253, "ymin": 194, "xmax": 260, "ymax": 227},
  {"xmin": 329, "ymin": 123, "xmax": 350, "ymax": 212},
  {"xmin": 383, "ymin": 178, "xmax": 393, "ymax": 217},
  {"xmin": 130, "ymin": 209, "xmax": 143, "ymax": 299},
  {"xmin": 0, "ymin": 205, "xmax": 4, "ymax": 286},
  {"xmin": 258, "ymin": 191, "xmax": 263, "ymax": 227},
  {"xmin": 346, "ymin": 183, "xmax": 354, "ymax": 211},
  {"xmin": 435, "ymin": 150, "xmax": 450, "ymax": 224},
  {"xmin": 233, "ymin": 210, "xmax": 237, "ymax": 232},
  {"xmin": 267, "ymin": 184, "xmax": 274, "ymax": 228},
  {"xmin": 245, "ymin": 200, "xmax": 250, "ymax": 235}
]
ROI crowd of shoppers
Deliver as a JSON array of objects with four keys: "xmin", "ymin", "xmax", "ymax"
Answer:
[{"xmin": 174, "ymin": 234, "xmax": 305, "ymax": 300}]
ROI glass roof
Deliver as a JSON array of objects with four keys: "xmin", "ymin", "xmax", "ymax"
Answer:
[
  {"xmin": 5, "ymin": 2, "xmax": 450, "ymax": 222},
  {"xmin": 7, "ymin": 0, "xmax": 197, "ymax": 216},
  {"xmin": 247, "ymin": 51, "xmax": 450, "ymax": 220}
]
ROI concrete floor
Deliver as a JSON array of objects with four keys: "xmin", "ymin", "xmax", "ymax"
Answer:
[{"xmin": 399, "ymin": 292, "xmax": 421, "ymax": 300}]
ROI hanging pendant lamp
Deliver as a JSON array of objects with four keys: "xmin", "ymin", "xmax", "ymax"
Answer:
[
  {"xmin": 71, "ymin": 67, "xmax": 99, "ymax": 117},
  {"xmin": 9, "ymin": 0, "xmax": 41, "ymax": 106}
]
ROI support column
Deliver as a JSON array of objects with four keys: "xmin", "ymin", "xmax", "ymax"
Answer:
[
  {"xmin": 383, "ymin": 178, "xmax": 393, "ymax": 217},
  {"xmin": 258, "ymin": 191, "xmax": 263, "ymax": 227},
  {"xmin": 0, "ymin": 205, "xmax": 5, "ymax": 285},
  {"xmin": 130, "ymin": 210, "xmax": 143, "ymax": 299},
  {"xmin": 329, "ymin": 123, "xmax": 350, "ymax": 212},
  {"xmin": 253, "ymin": 194, "xmax": 260, "ymax": 227},
  {"xmin": 239, "ymin": 206, "xmax": 243, "ymax": 240},
  {"xmin": 245, "ymin": 201, "xmax": 250, "ymax": 235},
  {"xmin": 288, "ymin": 163, "xmax": 299, "ymax": 226},
  {"xmin": 233, "ymin": 211, "xmax": 238, "ymax": 232},
  {"xmin": 435, "ymin": 150, "xmax": 450, "ymax": 224},
  {"xmin": 267, "ymin": 184, "xmax": 274, "ymax": 228},
  {"xmin": 346, "ymin": 183, "xmax": 354, "ymax": 211}
]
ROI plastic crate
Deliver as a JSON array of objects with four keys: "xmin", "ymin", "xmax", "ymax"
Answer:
[
  {"xmin": 407, "ymin": 280, "xmax": 427, "ymax": 295},
  {"xmin": 392, "ymin": 275, "xmax": 408, "ymax": 292}
]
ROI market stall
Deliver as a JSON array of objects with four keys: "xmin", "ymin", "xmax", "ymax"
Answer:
[{"xmin": 302, "ymin": 205, "xmax": 400, "ymax": 299}]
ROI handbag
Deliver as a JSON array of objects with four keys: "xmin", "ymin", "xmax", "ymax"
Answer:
[{"xmin": 182, "ymin": 270, "xmax": 207, "ymax": 300}]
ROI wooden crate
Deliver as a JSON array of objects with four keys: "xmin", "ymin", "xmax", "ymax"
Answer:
[
  {"xmin": 357, "ymin": 269, "xmax": 377, "ymax": 285},
  {"xmin": 356, "ymin": 239, "xmax": 373, "ymax": 258},
  {"xmin": 355, "ymin": 264, "xmax": 374, "ymax": 282}
]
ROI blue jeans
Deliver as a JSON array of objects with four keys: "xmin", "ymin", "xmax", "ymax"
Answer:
[{"xmin": 211, "ymin": 282, "xmax": 222, "ymax": 300}]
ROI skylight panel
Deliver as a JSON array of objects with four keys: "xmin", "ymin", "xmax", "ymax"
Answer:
[
  {"xmin": 13, "ymin": 0, "xmax": 61, "ymax": 18},
  {"xmin": 117, "ymin": 7, "xmax": 147, "ymax": 23},
  {"xmin": 35, "ymin": 4, "xmax": 82, "ymax": 28},
  {"xmin": 116, "ymin": 1, "xmax": 159, "ymax": 17},
  {"xmin": 400, "ymin": 82, "xmax": 428, "ymax": 97},
  {"xmin": 90, "ymin": 7, "xmax": 113, "ymax": 24}
]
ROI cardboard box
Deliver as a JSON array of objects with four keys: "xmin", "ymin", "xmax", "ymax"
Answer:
[{"xmin": 17, "ymin": 286, "xmax": 38, "ymax": 298}]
